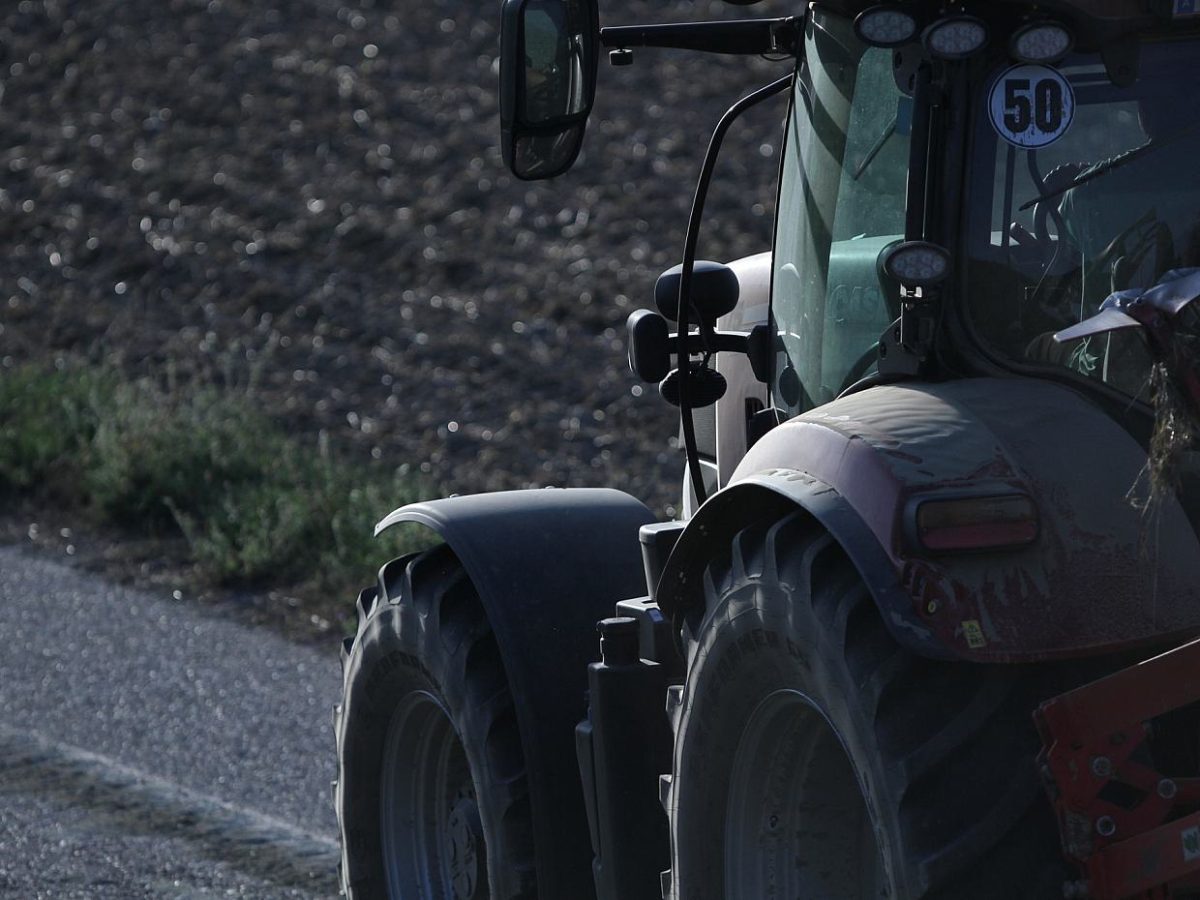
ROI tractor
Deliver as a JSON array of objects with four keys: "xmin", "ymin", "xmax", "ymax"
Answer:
[{"xmin": 333, "ymin": 1, "xmax": 1200, "ymax": 897}]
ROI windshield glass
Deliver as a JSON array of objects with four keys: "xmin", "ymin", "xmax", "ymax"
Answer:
[
  {"xmin": 771, "ymin": 11, "xmax": 910, "ymax": 415},
  {"xmin": 965, "ymin": 39, "xmax": 1200, "ymax": 399}
]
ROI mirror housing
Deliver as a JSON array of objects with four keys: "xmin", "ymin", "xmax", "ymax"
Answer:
[
  {"xmin": 500, "ymin": 0, "xmax": 600, "ymax": 180},
  {"xmin": 654, "ymin": 261, "xmax": 740, "ymax": 323}
]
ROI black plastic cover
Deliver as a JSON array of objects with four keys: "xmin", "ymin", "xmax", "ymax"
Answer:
[
  {"xmin": 626, "ymin": 309, "xmax": 672, "ymax": 383},
  {"xmin": 659, "ymin": 365, "xmax": 728, "ymax": 408},
  {"xmin": 375, "ymin": 488, "xmax": 656, "ymax": 900},
  {"xmin": 654, "ymin": 260, "xmax": 740, "ymax": 322}
]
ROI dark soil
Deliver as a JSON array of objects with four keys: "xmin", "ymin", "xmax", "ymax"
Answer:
[{"xmin": 0, "ymin": 0, "xmax": 788, "ymax": 518}]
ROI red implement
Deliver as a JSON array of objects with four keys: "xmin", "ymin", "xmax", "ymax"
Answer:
[{"xmin": 1036, "ymin": 637, "xmax": 1200, "ymax": 899}]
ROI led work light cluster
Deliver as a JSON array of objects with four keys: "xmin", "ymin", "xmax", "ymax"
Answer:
[
  {"xmin": 853, "ymin": 4, "xmax": 1074, "ymax": 64},
  {"xmin": 881, "ymin": 241, "xmax": 951, "ymax": 289}
]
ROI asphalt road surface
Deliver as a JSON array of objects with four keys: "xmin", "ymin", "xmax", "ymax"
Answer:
[{"xmin": 0, "ymin": 545, "xmax": 342, "ymax": 898}]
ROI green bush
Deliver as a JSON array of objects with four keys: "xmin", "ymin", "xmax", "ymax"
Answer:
[
  {"xmin": 0, "ymin": 366, "xmax": 110, "ymax": 493},
  {"xmin": 87, "ymin": 380, "xmax": 283, "ymax": 531},
  {"xmin": 172, "ymin": 442, "xmax": 428, "ymax": 589},
  {"xmin": 0, "ymin": 364, "xmax": 432, "ymax": 599}
]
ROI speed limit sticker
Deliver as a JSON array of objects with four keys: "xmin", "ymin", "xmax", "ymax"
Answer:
[{"xmin": 988, "ymin": 64, "xmax": 1075, "ymax": 148}]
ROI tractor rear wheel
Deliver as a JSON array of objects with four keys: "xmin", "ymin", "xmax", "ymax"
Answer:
[
  {"xmin": 663, "ymin": 511, "xmax": 1074, "ymax": 899},
  {"xmin": 334, "ymin": 544, "xmax": 536, "ymax": 900}
]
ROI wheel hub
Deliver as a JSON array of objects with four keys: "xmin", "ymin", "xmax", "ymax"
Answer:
[
  {"xmin": 724, "ymin": 689, "xmax": 889, "ymax": 899},
  {"xmin": 379, "ymin": 691, "xmax": 486, "ymax": 900}
]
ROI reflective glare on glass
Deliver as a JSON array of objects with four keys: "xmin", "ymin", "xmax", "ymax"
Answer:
[
  {"xmin": 521, "ymin": 1, "xmax": 586, "ymax": 124},
  {"xmin": 1011, "ymin": 23, "xmax": 1073, "ymax": 63},
  {"xmin": 855, "ymin": 7, "xmax": 918, "ymax": 47},
  {"xmin": 924, "ymin": 17, "xmax": 988, "ymax": 59},
  {"xmin": 887, "ymin": 245, "xmax": 950, "ymax": 284},
  {"xmin": 512, "ymin": 124, "xmax": 584, "ymax": 178}
]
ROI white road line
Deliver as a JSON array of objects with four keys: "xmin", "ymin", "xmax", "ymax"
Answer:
[{"xmin": 0, "ymin": 725, "xmax": 340, "ymax": 892}]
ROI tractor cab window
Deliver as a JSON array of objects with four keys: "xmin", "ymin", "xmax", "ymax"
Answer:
[
  {"xmin": 965, "ymin": 40, "xmax": 1200, "ymax": 400},
  {"xmin": 771, "ymin": 12, "xmax": 910, "ymax": 416}
]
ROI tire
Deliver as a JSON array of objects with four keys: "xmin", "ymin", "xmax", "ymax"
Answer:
[
  {"xmin": 662, "ymin": 511, "xmax": 1074, "ymax": 900},
  {"xmin": 334, "ymin": 543, "xmax": 536, "ymax": 900}
]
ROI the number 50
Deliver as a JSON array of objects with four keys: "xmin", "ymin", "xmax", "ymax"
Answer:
[{"xmin": 1004, "ymin": 77, "xmax": 1064, "ymax": 135}]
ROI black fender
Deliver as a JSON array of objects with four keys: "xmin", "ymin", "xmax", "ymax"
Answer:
[
  {"xmin": 655, "ymin": 469, "xmax": 952, "ymax": 660},
  {"xmin": 375, "ymin": 487, "xmax": 656, "ymax": 899}
]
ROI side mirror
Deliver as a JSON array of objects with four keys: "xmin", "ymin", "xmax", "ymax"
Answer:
[{"xmin": 499, "ymin": 0, "xmax": 599, "ymax": 180}]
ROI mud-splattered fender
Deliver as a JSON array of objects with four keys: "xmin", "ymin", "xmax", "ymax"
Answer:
[
  {"xmin": 674, "ymin": 378, "xmax": 1200, "ymax": 662},
  {"xmin": 654, "ymin": 469, "xmax": 951, "ymax": 658},
  {"xmin": 375, "ymin": 488, "xmax": 654, "ymax": 900}
]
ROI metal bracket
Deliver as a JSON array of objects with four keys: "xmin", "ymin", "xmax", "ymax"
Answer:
[{"xmin": 1035, "ymin": 637, "xmax": 1200, "ymax": 899}]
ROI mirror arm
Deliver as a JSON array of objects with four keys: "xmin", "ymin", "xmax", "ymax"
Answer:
[
  {"xmin": 600, "ymin": 18, "xmax": 800, "ymax": 57},
  {"xmin": 707, "ymin": 331, "xmax": 750, "ymax": 355},
  {"xmin": 675, "ymin": 71, "xmax": 795, "ymax": 507},
  {"xmin": 669, "ymin": 329, "xmax": 751, "ymax": 357}
]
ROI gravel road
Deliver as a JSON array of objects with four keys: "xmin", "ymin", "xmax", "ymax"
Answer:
[{"xmin": 0, "ymin": 545, "xmax": 342, "ymax": 898}]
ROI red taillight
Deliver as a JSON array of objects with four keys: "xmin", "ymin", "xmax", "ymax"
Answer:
[{"xmin": 914, "ymin": 494, "xmax": 1038, "ymax": 552}]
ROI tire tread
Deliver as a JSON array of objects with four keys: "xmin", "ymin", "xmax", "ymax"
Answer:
[
  {"xmin": 335, "ymin": 544, "xmax": 538, "ymax": 900},
  {"xmin": 664, "ymin": 510, "xmax": 1072, "ymax": 900}
]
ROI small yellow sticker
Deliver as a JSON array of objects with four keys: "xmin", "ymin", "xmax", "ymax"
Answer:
[{"xmin": 963, "ymin": 620, "xmax": 987, "ymax": 649}]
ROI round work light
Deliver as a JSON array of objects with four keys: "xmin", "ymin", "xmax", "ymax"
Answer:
[
  {"xmin": 854, "ymin": 5, "xmax": 919, "ymax": 48},
  {"xmin": 1010, "ymin": 21, "xmax": 1074, "ymax": 63},
  {"xmin": 881, "ymin": 241, "xmax": 951, "ymax": 288},
  {"xmin": 923, "ymin": 15, "xmax": 988, "ymax": 60}
]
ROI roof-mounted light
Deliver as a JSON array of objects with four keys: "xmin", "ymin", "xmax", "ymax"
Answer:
[
  {"xmin": 1010, "ymin": 21, "xmax": 1073, "ymax": 64},
  {"xmin": 923, "ymin": 15, "xmax": 988, "ymax": 60},
  {"xmin": 854, "ymin": 5, "xmax": 919, "ymax": 48},
  {"xmin": 880, "ymin": 241, "xmax": 951, "ymax": 289}
]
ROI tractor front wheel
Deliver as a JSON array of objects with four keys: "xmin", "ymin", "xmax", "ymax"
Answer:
[
  {"xmin": 334, "ymin": 544, "xmax": 536, "ymax": 900},
  {"xmin": 663, "ymin": 511, "xmax": 1074, "ymax": 900}
]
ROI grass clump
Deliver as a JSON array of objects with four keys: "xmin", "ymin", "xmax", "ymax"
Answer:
[
  {"xmin": 87, "ymin": 381, "xmax": 283, "ymax": 532},
  {"xmin": 0, "ymin": 364, "xmax": 432, "ymax": 600},
  {"xmin": 0, "ymin": 366, "xmax": 112, "ymax": 493},
  {"xmin": 171, "ymin": 442, "xmax": 428, "ymax": 591}
]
